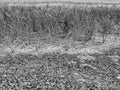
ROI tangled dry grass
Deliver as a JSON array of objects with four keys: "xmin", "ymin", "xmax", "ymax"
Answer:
[{"xmin": 0, "ymin": 2, "xmax": 120, "ymax": 90}]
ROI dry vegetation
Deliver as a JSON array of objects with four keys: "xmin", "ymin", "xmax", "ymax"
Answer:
[
  {"xmin": 0, "ymin": 4, "xmax": 120, "ymax": 45},
  {"xmin": 0, "ymin": 3, "xmax": 120, "ymax": 90},
  {"xmin": 0, "ymin": 49, "xmax": 120, "ymax": 90}
]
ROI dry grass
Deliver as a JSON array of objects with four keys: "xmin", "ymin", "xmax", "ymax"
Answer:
[
  {"xmin": 1, "ymin": 0, "xmax": 120, "ymax": 3},
  {"xmin": 0, "ymin": 3, "xmax": 120, "ymax": 90}
]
